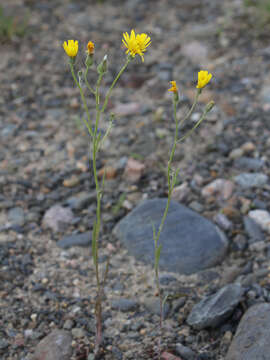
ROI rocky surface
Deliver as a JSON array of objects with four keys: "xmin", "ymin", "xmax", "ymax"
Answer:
[{"xmin": 1, "ymin": 0, "xmax": 270, "ymax": 359}]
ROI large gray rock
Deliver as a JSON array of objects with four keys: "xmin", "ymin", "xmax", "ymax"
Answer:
[
  {"xmin": 234, "ymin": 173, "xmax": 268, "ymax": 188},
  {"xmin": 226, "ymin": 303, "xmax": 270, "ymax": 360},
  {"xmin": 113, "ymin": 198, "xmax": 228, "ymax": 275},
  {"xmin": 32, "ymin": 329, "xmax": 72, "ymax": 360},
  {"xmin": 187, "ymin": 284, "xmax": 244, "ymax": 330}
]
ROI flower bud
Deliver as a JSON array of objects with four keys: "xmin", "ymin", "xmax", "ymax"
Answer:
[
  {"xmin": 205, "ymin": 100, "xmax": 215, "ymax": 113},
  {"xmin": 97, "ymin": 55, "xmax": 108, "ymax": 75},
  {"xmin": 85, "ymin": 54, "xmax": 94, "ymax": 68}
]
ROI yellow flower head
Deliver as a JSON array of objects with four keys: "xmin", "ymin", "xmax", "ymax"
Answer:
[
  {"xmin": 168, "ymin": 81, "xmax": 178, "ymax": 93},
  {"xmin": 196, "ymin": 70, "xmax": 212, "ymax": 89},
  {"xmin": 122, "ymin": 30, "xmax": 151, "ymax": 62},
  {"xmin": 87, "ymin": 41, "xmax": 95, "ymax": 55},
  {"xmin": 63, "ymin": 40, "xmax": 79, "ymax": 58},
  {"xmin": 135, "ymin": 33, "xmax": 151, "ymax": 62}
]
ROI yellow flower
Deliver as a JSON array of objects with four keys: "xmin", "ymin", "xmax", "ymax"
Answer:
[
  {"xmin": 87, "ymin": 41, "xmax": 95, "ymax": 55},
  {"xmin": 135, "ymin": 33, "xmax": 151, "ymax": 62},
  {"xmin": 63, "ymin": 40, "xmax": 79, "ymax": 58},
  {"xmin": 122, "ymin": 30, "xmax": 151, "ymax": 62},
  {"xmin": 168, "ymin": 81, "xmax": 178, "ymax": 93},
  {"xmin": 196, "ymin": 70, "xmax": 212, "ymax": 89}
]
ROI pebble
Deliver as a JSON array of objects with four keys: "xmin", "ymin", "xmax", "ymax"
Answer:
[
  {"xmin": 113, "ymin": 102, "xmax": 141, "ymax": 117},
  {"xmin": 201, "ymin": 179, "xmax": 234, "ymax": 200},
  {"xmin": 42, "ymin": 205, "xmax": 74, "ymax": 232},
  {"xmin": 7, "ymin": 207, "xmax": 25, "ymax": 226},
  {"xmin": 172, "ymin": 182, "xmax": 190, "ymax": 202},
  {"xmin": 248, "ymin": 210, "xmax": 270, "ymax": 234},
  {"xmin": 111, "ymin": 298, "xmax": 139, "ymax": 312},
  {"xmin": 57, "ymin": 231, "xmax": 92, "ymax": 249},
  {"xmin": 241, "ymin": 141, "xmax": 255, "ymax": 153},
  {"xmin": 225, "ymin": 303, "xmax": 270, "ymax": 360},
  {"xmin": 71, "ymin": 328, "xmax": 85, "ymax": 338},
  {"xmin": 123, "ymin": 158, "xmax": 145, "ymax": 182},
  {"xmin": 243, "ymin": 216, "xmax": 264, "ymax": 243},
  {"xmin": 187, "ymin": 284, "xmax": 244, "ymax": 329},
  {"xmin": 144, "ymin": 297, "xmax": 170, "ymax": 318},
  {"xmin": 229, "ymin": 148, "xmax": 244, "ymax": 160},
  {"xmin": 32, "ymin": 329, "xmax": 72, "ymax": 360},
  {"xmin": 214, "ymin": 213, "xmax": 232, "ymax": 231},
  {"xmin": 63, "ymin": 175, "xmax": 80, "ymax": 187},
  {"xmin": 113, "ymin": 198, "xmax": 228, "ymax": 275},
  {"xmin": 234, "ymin": 157, "xmax": 264, "ymax": 171},
  {"xmin": 234, "ymin": 173, "xmax": 268, "ymax": 188},
  {"xmin": 0, "ymin": 339, "xmax": 9, "ymax": 350},
  {"xmin": 65, "ymin": 192, "xmax": 95, "ymax": 210},
  {"xmin": 175, "ymin": 343, "xmax": 197, "ymax": 360}
]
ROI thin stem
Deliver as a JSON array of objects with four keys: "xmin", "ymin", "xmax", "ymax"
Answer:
[
  {"xmin": 84, "ymin": 66, "xmax": 96, "ymax": 95},
  {"xmin": 69, "ymin": 62, "xmax": 94, "ymax": 138},
  {"xmin": 101, "ymin": 57, "xmax": 131, "ymax": 113},
  {"xmin": 179, "ymin": 88, "xmax": 200, "ymax": 129}
]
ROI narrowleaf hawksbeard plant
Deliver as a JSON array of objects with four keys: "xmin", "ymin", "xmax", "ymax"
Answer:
[
  {"xmin": 62, "ymin": 30, "xmax": 151, "ymax": 356},
  {"xmin": 62, "ymin": 30, "xmax": 214, "ymax": 358}
]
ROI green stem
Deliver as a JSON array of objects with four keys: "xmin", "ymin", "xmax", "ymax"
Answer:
[
  {"xmin": 69, "ymin": 62, "xmax": 94, "ymax": 138},
  {"xmin": 101, "ymin": 57, "xmax": 131, "ymax": 113},
  {"xmin": 179, "ymin": 88, "xmax": 200, "ymax": 129},
  {"xmin": 84, "ymin": 66, "xmax": 96, "ymax": 95}
]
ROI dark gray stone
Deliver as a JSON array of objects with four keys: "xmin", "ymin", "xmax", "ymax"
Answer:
[
  {"xmin": 243, "ymin": 216, "xmax": 264, "ymax": 244},
  {"xmin": 111, "ymin": 299, "xmax": 139, "ymax": 312},
  {"xmin": 234, "ymin": 157, "xmax": 264, "ymax": 171},
  {"xmin": 226, "ymin": 303, "xmax": 270, "ymax": 360},
  {"xmin": 234, "ymin": 173, "xmax": 268, "ymax": 188},
  {"xmin": 65, "ymin": 192, "xmax": 95, "ymax": 210},
  {"xmin": 57, "ymin": 231, "xmax": 92, "ymax": 249},
  {"xmin": 175, "ymin": 343, "xmax": 196, "ymax": 360},
  {"xmin": 32, "ymin": 329, "xmax": 72, "ymax": 360},
  {"xmin": 187, "ymin": 284, "xmax": 244, "ymax": 330},
  {"xmin": 113, "ymin": 198, "xmax": 228, "ymax": 275}
]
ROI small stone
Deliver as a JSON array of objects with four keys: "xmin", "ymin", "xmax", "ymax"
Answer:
[
  {"xmin": 98, "ymin": 166, "xmax": 117, "ymax": 180},
  {"xmin": 214, "ymin": 213, "xmax": 232, "ymax": 231},
  {"xmin": 229, "ymin": 148, "xmax": 244, "ymax": 160},
  {"xmin": 144, "ymin": 297, "xmax": 170, "ymax": 318},
  {"xmin": 243, "ymin": 216, "xmax": 264, "ymax": 243},
  {"xmin": 113, "ymin": 102, "xmax": 141, "ymax": 116},
  {"xmin": 111, "ymin": 298, "xmax": 138, "ymax": 312},
  {"xmin": 71, "ymin": 328, "xmax": 85, "ymax": 338},
  {"xmin": 225, "ymin": 303, "xmax": 270, "ymax": 360},
  {"xmin": 187, "ymin": 284, "xmax": 244, "ymax": 329},
  {"xmin": 42, "ymin": 205, "xmax": 74, "ymax": 232},
  {"xmin": 63, "ymin": 175, "xmax": 80, "ymax": 187},
  {"xmin": 0, "ymin": 339, "xmax": 9, "ymax": 350},
  {"xmin": 7, "ymin": 207, "xmax": 25, "ymax": 226},
  {"xmin": 234, "ymin": 157, "xmax": 264, "ymax": 171},
  {"xmin": 201, "ymin": 179, "xmax": 234, "ymax": 200},
  {"xmin": 248, "ymin": 210, "xmax": 270, "ymax": 234},
  {"xmin": 172, "ymin": 182, "xmax": 190, "ymax": 202},
  {"xmin": 249, "ymin": 241, "xmax": 267, "ymax": 252},
  {"xmin": 57, "ymin": 231, "xmax": 92, "ymax": 249},
  {"xmin": 123, "ymin": 158, "xmax": 145, "ymax": 182},
  {"xmin": 234, "ymin": 173, "xmax": 268, "ymax": 189},
  {"xmin": 32, "ymin": 329, "xmax": 72, "ymax": 360},
  {"xmin": 66, "ymin": 192, "xmax": 95, "ymax": 210},
  {"xmin": 175, "ymin": 343, "xmax": 196, "ymax": 360},
  {"xmin": 241, "ymin": 142, "xmax": 255, "ymax": 153},
  {"xmin": 63, "ymin": 319, "xmax": 74, "ymax": 330},
  {"xmin": 189, "ymin": 201, "xmax": 204, "ymax": 213}
]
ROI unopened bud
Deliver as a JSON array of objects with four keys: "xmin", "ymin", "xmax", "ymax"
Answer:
[
  {"xmin": 97, "ymin": 54, "xmax": 108, "ymax": 75},
  {"xmin": 205, "ymin": 100, "xmax": 215, "ymax": 113},
  {"xmin": 85, "ymin": 54, "xmax": 94, "ymax": 68}
]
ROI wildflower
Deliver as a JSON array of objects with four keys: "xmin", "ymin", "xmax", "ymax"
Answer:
[
  {"xmin": 122, "ymin": 29, "xmax": 151, "ymax": 62},
  {"xmin": 168, "ymin": 81, "xmax": 178, "ymax": 93},
  {"xmin": 196, "ymin": 70, "xmax": 212, "ymax": 89},
  {"xmin": 87, "ymin": 41, "xmax": 95, "ymax": 55},
  {"xmin": 135, "ymin": 33, "xmax": 151, "ymax": 62},
  {"xmin": 62, "ymin": 40, "xmax": 79, "ymax": 58}
]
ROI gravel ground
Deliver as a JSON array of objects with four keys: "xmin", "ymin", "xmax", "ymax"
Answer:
[{"xmin": 1, "ymin": 0, "xmax": 270, "ymax": 359}]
